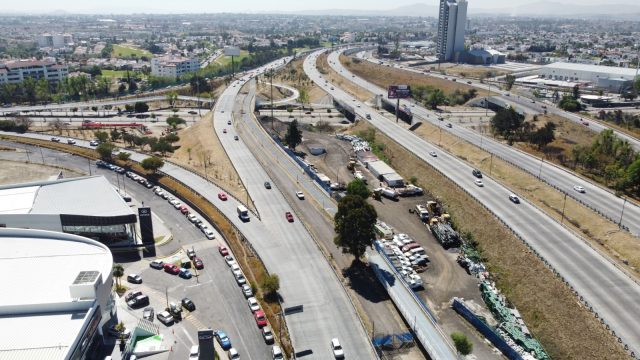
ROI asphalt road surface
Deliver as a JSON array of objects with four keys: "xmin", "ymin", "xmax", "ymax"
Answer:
[
  {"xmin": 304, "ymin": 49, "xmax": 640, "ymax": 356},
  {"xmin": 327, "ymin": 49, "xmax": 640, "ymax": 236}
]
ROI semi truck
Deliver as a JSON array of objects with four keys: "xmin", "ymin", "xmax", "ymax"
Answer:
[{"xmin": 237, "ymin": 205, "xmax": 250, "ymax": 222}]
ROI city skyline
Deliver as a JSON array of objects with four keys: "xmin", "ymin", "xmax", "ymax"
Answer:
[{"xmin": 0, "ymin": 0, "xmax": 637, "ymax": 14}]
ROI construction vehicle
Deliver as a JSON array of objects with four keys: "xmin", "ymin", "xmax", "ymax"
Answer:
[
  {"xmin": 427, "ymin": 201, "xmax": 442, "ymax": 217},
  {"xmin": 347, "ymin": 160, "xmax": 357, "ymax": 171}
]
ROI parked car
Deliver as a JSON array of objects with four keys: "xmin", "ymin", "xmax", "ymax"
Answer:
[
  {"xmin": 219, "ymin": 246, "xmax": 229, "ymax": 256},
  {"xmin": 509, "ymin": 194, "xmax": 520, "ymax": 204},
  {"xmin": 225, "ymin": 255, "xmax": 237, "ymax": 267},
  {"xmin": 234, "ymin": 272, "xmax": 246, "ymax": 286},
  {"xmin": 125, "ymin": 290, "xmax": 143, "ymax": 302},
  {"xmin": 218, "ymin": 192, "xmax": 228, "ymax": 201},
  {"xmin": 228, "ymin": 348, "xmax": 240, "ymax": 360},
  {"xmin": 193, "ymin": 257, "xmax": 204, "ymax": 269},
  {"xmin": 127, "ymin": 294, "xmax": 149, "ymax": 309},
  {"xmin": 242, "ymin": 284, "xmax": 253, "ymax": 298},
  {"xmin": 215, "ymin": 330, "xmax": 232, "ymax": 350},
  {"xmin": 143, "ymin": 307, "xmax": 154, "ymax": 321},
  {"xmin": 285, "ymin": 212, "xmax": 294, "ymax": 222},
  {"xmin": 272, "ymin": 345, "xmax": 284, "ymax": 360},
  {"xmin": 203, "ymin": 228, "xmax": 215, "ymax": 240},
  {"xmin": 182, "ymin": 297, "xmax": 196, "ymax": 311},
  {"xmin": 164, "ymin": 263, "xmax": 180, "ymax": 275},
  {"xmin": 262, "ymin": 326, "xmax": 274, "ymax": 344},
  {"xmin": 187, "ymin": 214, "xmax": 198, "ymax": 223},
  {"xmin": 187, "ymin": 249, "xmax": 196, "ymax": 259},
  {"xmin": 127, "ymin": 274, "xmax": 142, "ymax": 284},
  {"xmin": 295, "ymin": 191, "xmax": 305, "ymax": 200},
  {"xmin": 179, "ymin": 268, "xmax": 193, "ymax": 279},
  {"xmin": 157, "ymin": 311, "xmax": 174, "ymax": 325},
  {"xmin": 150, "ymin": 260, "xmax": 164, "ymax": 269},
  {"xmin": 254, "ymin": 310, "xmax": 267, "ymax": 327},
  {"xmin": 180, "ymin": 205, "xmax": 189, "ymax": 215},
  {"xmin": 188, "ymin": 345, "xmax": 199, "ymax": 360},
  {"xmin": 248, "ymin": 297, "xmax": 260, "ymax": 312},
  {"xmin": 331, "ymin": 338, "xmax": 345, "ymax": 359}
]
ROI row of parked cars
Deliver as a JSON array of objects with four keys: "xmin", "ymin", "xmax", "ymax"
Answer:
[
  {"xmin": 380, "ymin": 233, "xmax": 429, "ymax": 290},
  {"xmin": 151, "ymin": 185, "xmax": 216, "ymax": 239}
]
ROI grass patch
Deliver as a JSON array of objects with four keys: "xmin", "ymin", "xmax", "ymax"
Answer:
[
  {"xmin": 347, "ymin": 121, "xmax": 628, "ymax": 359},
  {"xmin": 101, "ymin": 70, "xmax": 147, "ymax": 80},
  {"xmin": 112, "ymin": 44, "xmax": 152, "ymax": 59}
]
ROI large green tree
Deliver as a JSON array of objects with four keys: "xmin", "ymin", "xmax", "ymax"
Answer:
[
  {"xmin": 426, "ymin": 89, "xmax": 446, "ymax": 110},
  {"xmin": 451, "ymin": 332, "xmax": 473, "ymax": 355},
  {"xmin": 94, "ymin": 130, "xmax": 109, "ymax": 143},
  {"xmin": 96, "ymin": 142, "xmax": 116, "ymax": 160},
  {"xmin": 346, "ymin": 178, "xmax": 370, "ymax": 199},
  {"xmin": 112, "ymin": 263, "xmax": 124, "ymax": 288},
  {"xmin": 284, "ymin": 119, "xmax": 303, "ymax": 150},
  {"xmin": 141, "ymin": 156, "xmax": 165, "ymax": 174},
  {"xmin": 504, "ymin": 74, "xmax": 516, "ymax": 91},
  {"xmin": 529, "ymin": 122, "xmax": 556, "ymax": 150},
  {"xmin": 334, "ymin": 195, "xmax": 377, "ymax": 262},
  {"xmin": 491, "ymin": 107, "xmax": 525, "ymax": 140}
]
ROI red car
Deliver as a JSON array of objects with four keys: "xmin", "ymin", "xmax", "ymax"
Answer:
[
  {"xmin": 254, "ymin": 310, "xmax": 267, "ymax": 327},
  {"xmin": 285, "ymin": 212, "xmax": 294, "ymax": 222},
  {"xmin": 180, "ymin": 205, "xmax": 189, "ymax": 215},
  {"xmin": 163, "ymin": 263, "xmax": 180, "ymax": 275},
  {"xmin": 218, "ymin": 192, "xmax": 228, "ymax": 201},
  {"xmin": 219, "ymin": 246, "xmax": 229, "ymax": 256},
  {"xmin": 193, "ymin": 257, "xmax": 204, "ymax": 270}
]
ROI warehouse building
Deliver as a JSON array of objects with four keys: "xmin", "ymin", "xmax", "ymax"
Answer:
[
  {"xmin": 367, "ymin": 160, "xmax": 405, "ymax": 188},
  {"xmin": 0, "ymin": 176, "xmax": 138, "ymax": 246},
  {"xmin": 539, "ymin": 62, "xmax": 638, "ymax": 93},
  {"xmin": 466, "ymin": 48, "xmax": 506, "ymax": 65},
  {"xmin": 0, "ymin": 228, "xmax": 116, "ymax": 359}
]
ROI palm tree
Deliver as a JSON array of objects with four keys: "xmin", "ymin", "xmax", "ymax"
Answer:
[{"xmin": 112, "ymin": 263, "xmax": 124, "ymax": 288}]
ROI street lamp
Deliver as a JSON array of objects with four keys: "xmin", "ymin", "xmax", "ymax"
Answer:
[{"xmin": 619, "ymin": 197, "xmax": 628, "ymax": 227}]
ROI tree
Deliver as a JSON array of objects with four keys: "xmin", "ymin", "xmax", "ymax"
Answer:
[
  {"xmin": 163, "ymin": 133, "xmax": 180, "ymax": 143},
  {"xmin": 94, "ymin": 130, "xmax": 109, "ymax": 143},
  {"xmin": 117, "ymin": 151, "xmax": 131, "ymax": 162},
  {"xmin": 426, "ymin": 89, "xmax": 446, "ymax": 110},
  {"xmin": 261, "ymin": 274, "xmax": 280, "ymax": 299},
  {"xmin": 118, "ymin": 83, "xmax": 127, "ymax": 94},
  {"xmin": 112, "ymin": 263, "xmax": 124, "ymax": 288},
  {"xmin": 627, "ymin": 158, "xmax": 640, "ymax": 193},
  {"xmin": 110, "ymin": 129, "xmax": 121, "ymax": 141},
  {"xmin": 346, "ymin": 178, "xmax": 370, "ymax": 199},
  {"xmin": 13, "ymin": 116, "xmax": 33, "ymax": 133},
  {"xmin": 530, "ymin": 122, "xmax": 556, "ymax": 150},
  {"xmin": 284, "ymin": 119, "xmax": 303, "ymax": 150},
  {"xmin": 451, "ymin": 332, "xmax": 473, "ymax": 355},
  {"xmin": 491, "ymin": 107, "xmax": 525, "ymax": 141},
  {"xmin": 572, "ymin": 84, "xmax": 580, "ymax": 100},
  {"xmin": 298, "ymin": 87, "xmax": 310, "ymax": 110},
  {"xmin": 134, "ymin": 101, "xmax": 149, "ymax": 113},
  {"xmin": 166, "ymin": 116, "xmax": 186, "ymax": 129},
  {"xmin": 128, "ymin": 80, "xmax": 138, "ymax": 93},
  {"xmin": 558, "ymin": 95, "xmax": 582, "ymax": 112},
  {"xmin": 166, "ymin": 91, "xmax": 178, "ymax": 108},
  {"xmin": 504, "ymin": 74, "xmax": 516, "ymax": 91},
  {"xmin": 96, "ymin": 142, "xmax": 116, "ymax": 160},
  {"xmin": 334, "ymin": 195, "xmax": 378, "ymax": 262},
  {"xmin": 152, "ymin": 140, "xmax": 174, "ymax": 155},
  {"xmin": 141, "ymin": 156, "xmax": 165, "ymax": 174}
]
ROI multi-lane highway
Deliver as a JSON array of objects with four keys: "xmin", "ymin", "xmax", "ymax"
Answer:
[
  {"xmin": 327, "ymin": 50, "xmax": 640, "ymax": 235},
  {"xmin": 304, "ymin": 49, "xmax": 640, "ymax": 356},
  {"xmin": 213, "ymin": 59, "xmax": 377, "ymax": 359}
]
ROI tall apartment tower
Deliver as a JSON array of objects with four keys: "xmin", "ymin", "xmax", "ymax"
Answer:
[{"xmin": 436, "ymin": 0, "xmax": 468, "ymax": 62}]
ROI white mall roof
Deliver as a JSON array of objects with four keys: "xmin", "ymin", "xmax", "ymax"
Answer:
[
  {"xmin": 0, "ymin": 229, "xmax": 112, "ymax": 360},
  {"xmin": 544, "ymin": 62, "xmax": 639, "ymax": 79},
  {"xmin": 0, "ymin": 175, "xmax": 134, "ymax": 217}
]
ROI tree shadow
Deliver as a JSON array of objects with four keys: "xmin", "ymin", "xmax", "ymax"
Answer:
[{"xmin": 342, "ymin": 260, "xmax": 392, "ymax": 304}]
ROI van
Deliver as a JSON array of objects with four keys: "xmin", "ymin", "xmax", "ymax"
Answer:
[{"xmin": 237, "ymin": 205, "xmax": 250, "ymax": 222}]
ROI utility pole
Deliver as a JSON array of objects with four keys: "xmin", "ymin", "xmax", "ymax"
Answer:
[
  {"xmin": 619, "ymin": 197, "xmax": 628, "ymax": 227},
  {"xmin": 489, "ymin": 153, "xmax": 494, "ymax": 176},
  {"xmin": 88, "ymin": 158, "xmax": 91, "ymax": 175},
  {"xmin": 39, "ymin": 146, "xmax": 45, "ymax": 164},
  {"xmin": 24, "ymin": 146, "xmax": 30, "ymax": 163},
  {"xmin": 538, "ymin": 157, "xmax": 544, "ymax": 178},
  {"xmin": 560, "ymin": 193, "xmax": 568, "ymax": 224}
]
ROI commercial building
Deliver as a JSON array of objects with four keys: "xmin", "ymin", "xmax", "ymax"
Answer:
[
  {"xmin": 37, "ymin": 33, "xmax": 74, "ymax": 49},
  {"xmin": 437, "ymin": 0, "xmax": 468, "ymax": 62},
  {"xmin": 0, "ymin": 59, "xmax": 68, "ymax": 84},
  {"xmin": 466, "ymin": 48, "xmax": 506, "ymax": 65},
  {"xmin": 151, "ymin": 55, "xmax": 200, "ymax": 78},
  {"xmin": 0, "ymin": 228, "xmax": 116, "ymax": 359},
  {"xmin": 0, "ymin": 176, "xmax": 138, "ymax": 246},
  {"xmin": 539, "ymin": 62, "xmax": 639, "ymax": 93},
  {"xmin": 368, "ymin": 160, "xmax": 405, "ymax": 188}
]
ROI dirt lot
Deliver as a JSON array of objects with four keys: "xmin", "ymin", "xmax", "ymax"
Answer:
[
  {"xmin": 343, "ymin": 120, "xmax": 628, "ymax": 360},
  {"xmin": 0, "ymin": 157, "xmax": 85, "ymax": 185},
  {"xmin": 341, "ymin": 55, "xmax": 490, "ymax": 97},
  {"xmin": 442, "ymin": 64, "xmax": 510, "ymax": 79},
  {"xmin": 272, "ymin": 57, "xmax": 332, "ymax": 105},
  {"xmin": 319, "ymin": 53, "xmax": 376, "ymax": 102},
  {"xmin": 170, "ymin": 112, "xmax": 249, "ymax": 207}
]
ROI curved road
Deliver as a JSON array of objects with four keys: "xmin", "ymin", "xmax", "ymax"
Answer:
[
  {"xmin": 328, "ymin": 50, "xmax": 640, "ymax": 236},
  {"xmin": 305, "ymin": 49, "xmax": 640, "ymax": 357}
]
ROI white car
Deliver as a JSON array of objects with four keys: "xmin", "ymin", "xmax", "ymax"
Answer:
[
  {"xmin": 573, "ymin": 185, "xmax": 585, "ymax": 193},
  {"xmin": 67, "ymin": 139, "xmax": 76, "ymax": 145},
  {"xmin": 242, "ymin": 284, "xmax": 253, "ymax": 298},
  {"xmin": 247, "ymin": 297, "xmax": 260, "ymax": 312},
  {"xmin": 89, "ymin": 140, "xmax": 99, "ymax": 146},
  {"xmin": 228, "ymin": 348, "xmax": 239, "ymax": 359},
  {"xmin": 224, "ymin": 255, "xmax": 237, "ymax": 267},
  {"xmin": 234, "ymin": 272, "xmax": 246, "ymax": 286},
  {"xmin": 272, "ymin": 345, "xmax": 284, "ymax": 360},
  {"xmin": 429, "ymin": 151, "xmax": 437, "ymax": 157},
  {"xmin": 331, "ymin": 338, "xmax": 345, "ymax": 359},
  {"xmin": 187, "ymin": 214, "xmax": 198, "ymax": 222},
  {"xmin": 474, "ymin": 179, "xmax": 484, "ymax": 187},
  {"xmin": 509, "ymin": 194, "xmax": 520, "ymax": 204},
  {"xmin": 295, "ymin": 191, "xmax": 305, "ymax": 200},
  {"xmin": 188, "ymin": 345, "xmax": 199, "ymax": 360},
  {"xmin": 157, "ymin": 311, "xmax": 174, "ymax": 325},
  {"xmin": 203, "ymin": 228, "xmax": 215, "ymax": 240}
]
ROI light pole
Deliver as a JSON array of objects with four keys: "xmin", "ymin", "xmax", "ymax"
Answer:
[
  {"xmin": 619, "ymin": 197, "xmax": 628, "ymax": 227},
  {"xmin": 538, "ymin": 157, "xmax": 544, "ymax": 178},
  {"xmin": 560, "ymin": 193, "xmax": 568, "ymax": 224},
  {"xmin": 489, "ymin": 153, "xmax": 494, "ymax": 175}
]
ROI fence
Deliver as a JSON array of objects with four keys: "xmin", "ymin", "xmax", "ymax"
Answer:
[{"xmin": 452, "ymin": 298, "xmax": 523, "ymax": 360}]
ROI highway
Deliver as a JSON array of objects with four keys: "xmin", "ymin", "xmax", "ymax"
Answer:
[
  {"xmin": 213, "ymin": 59, "xmax": 377, "ymax": 359},
  {"xmin": 357, "ymin": 50, "xmax": 640, "ymax": 151},
  {"xmin": 305, "ymin": 49, "xmax": 640, "ymax": 356},
  {"xmin": 327, "ymin": 50, "xmax": 640, "ymax": 235}
]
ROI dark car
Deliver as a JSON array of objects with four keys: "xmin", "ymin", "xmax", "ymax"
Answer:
[
  {"xmin": 472, "ymin": 169, "xmax": 483, "ymax": 178},
  {"xmin": 193, "ymin": 257, "xmax": 204, "ymax": 270},
  {"xmin": 215, "ymin": 330, "xmax": 232, "ymax": 350},
  {"xmin": 127, "ymin": 294, "xmax": 149, "ymax": 309},
  {"xmin": 187, "ymin": 249, "xmax": 196, "ymax": 259},
  {"xmin": 127, "ymin": 274, "xmax": 142, "ymax": 284},
  {"xmin": 264, "ymin": 182, "xmax": 271, "ymax": 189},
  {"xmin": 182, "ymin": 298, "xmax": 196, "ymax": 311},
  {"xmin": 125, "ymin": 290, "xmax": 143, "ymax": 302}
]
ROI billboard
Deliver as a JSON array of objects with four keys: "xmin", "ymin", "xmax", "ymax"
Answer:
[
  {"xmin": 388, "ymin": 85, "xmax": 412, "ymax": 99},
  {"xmin": 224, "ymin": 46, "xmax": 241, "ymax": 57}
]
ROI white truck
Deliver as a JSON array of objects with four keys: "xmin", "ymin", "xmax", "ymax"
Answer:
[
  {"xmin": 415, "ymin": 204, "xmax": 429, "ymax": 222},
  {"xmin": 237, "ymin": 205, "xmax": 250, "ymax": 222}
]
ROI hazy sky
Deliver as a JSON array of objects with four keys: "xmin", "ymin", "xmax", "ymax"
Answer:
[{"xmin": 2, "ymin": 0, "xmax": 635, "ymax": 13}]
